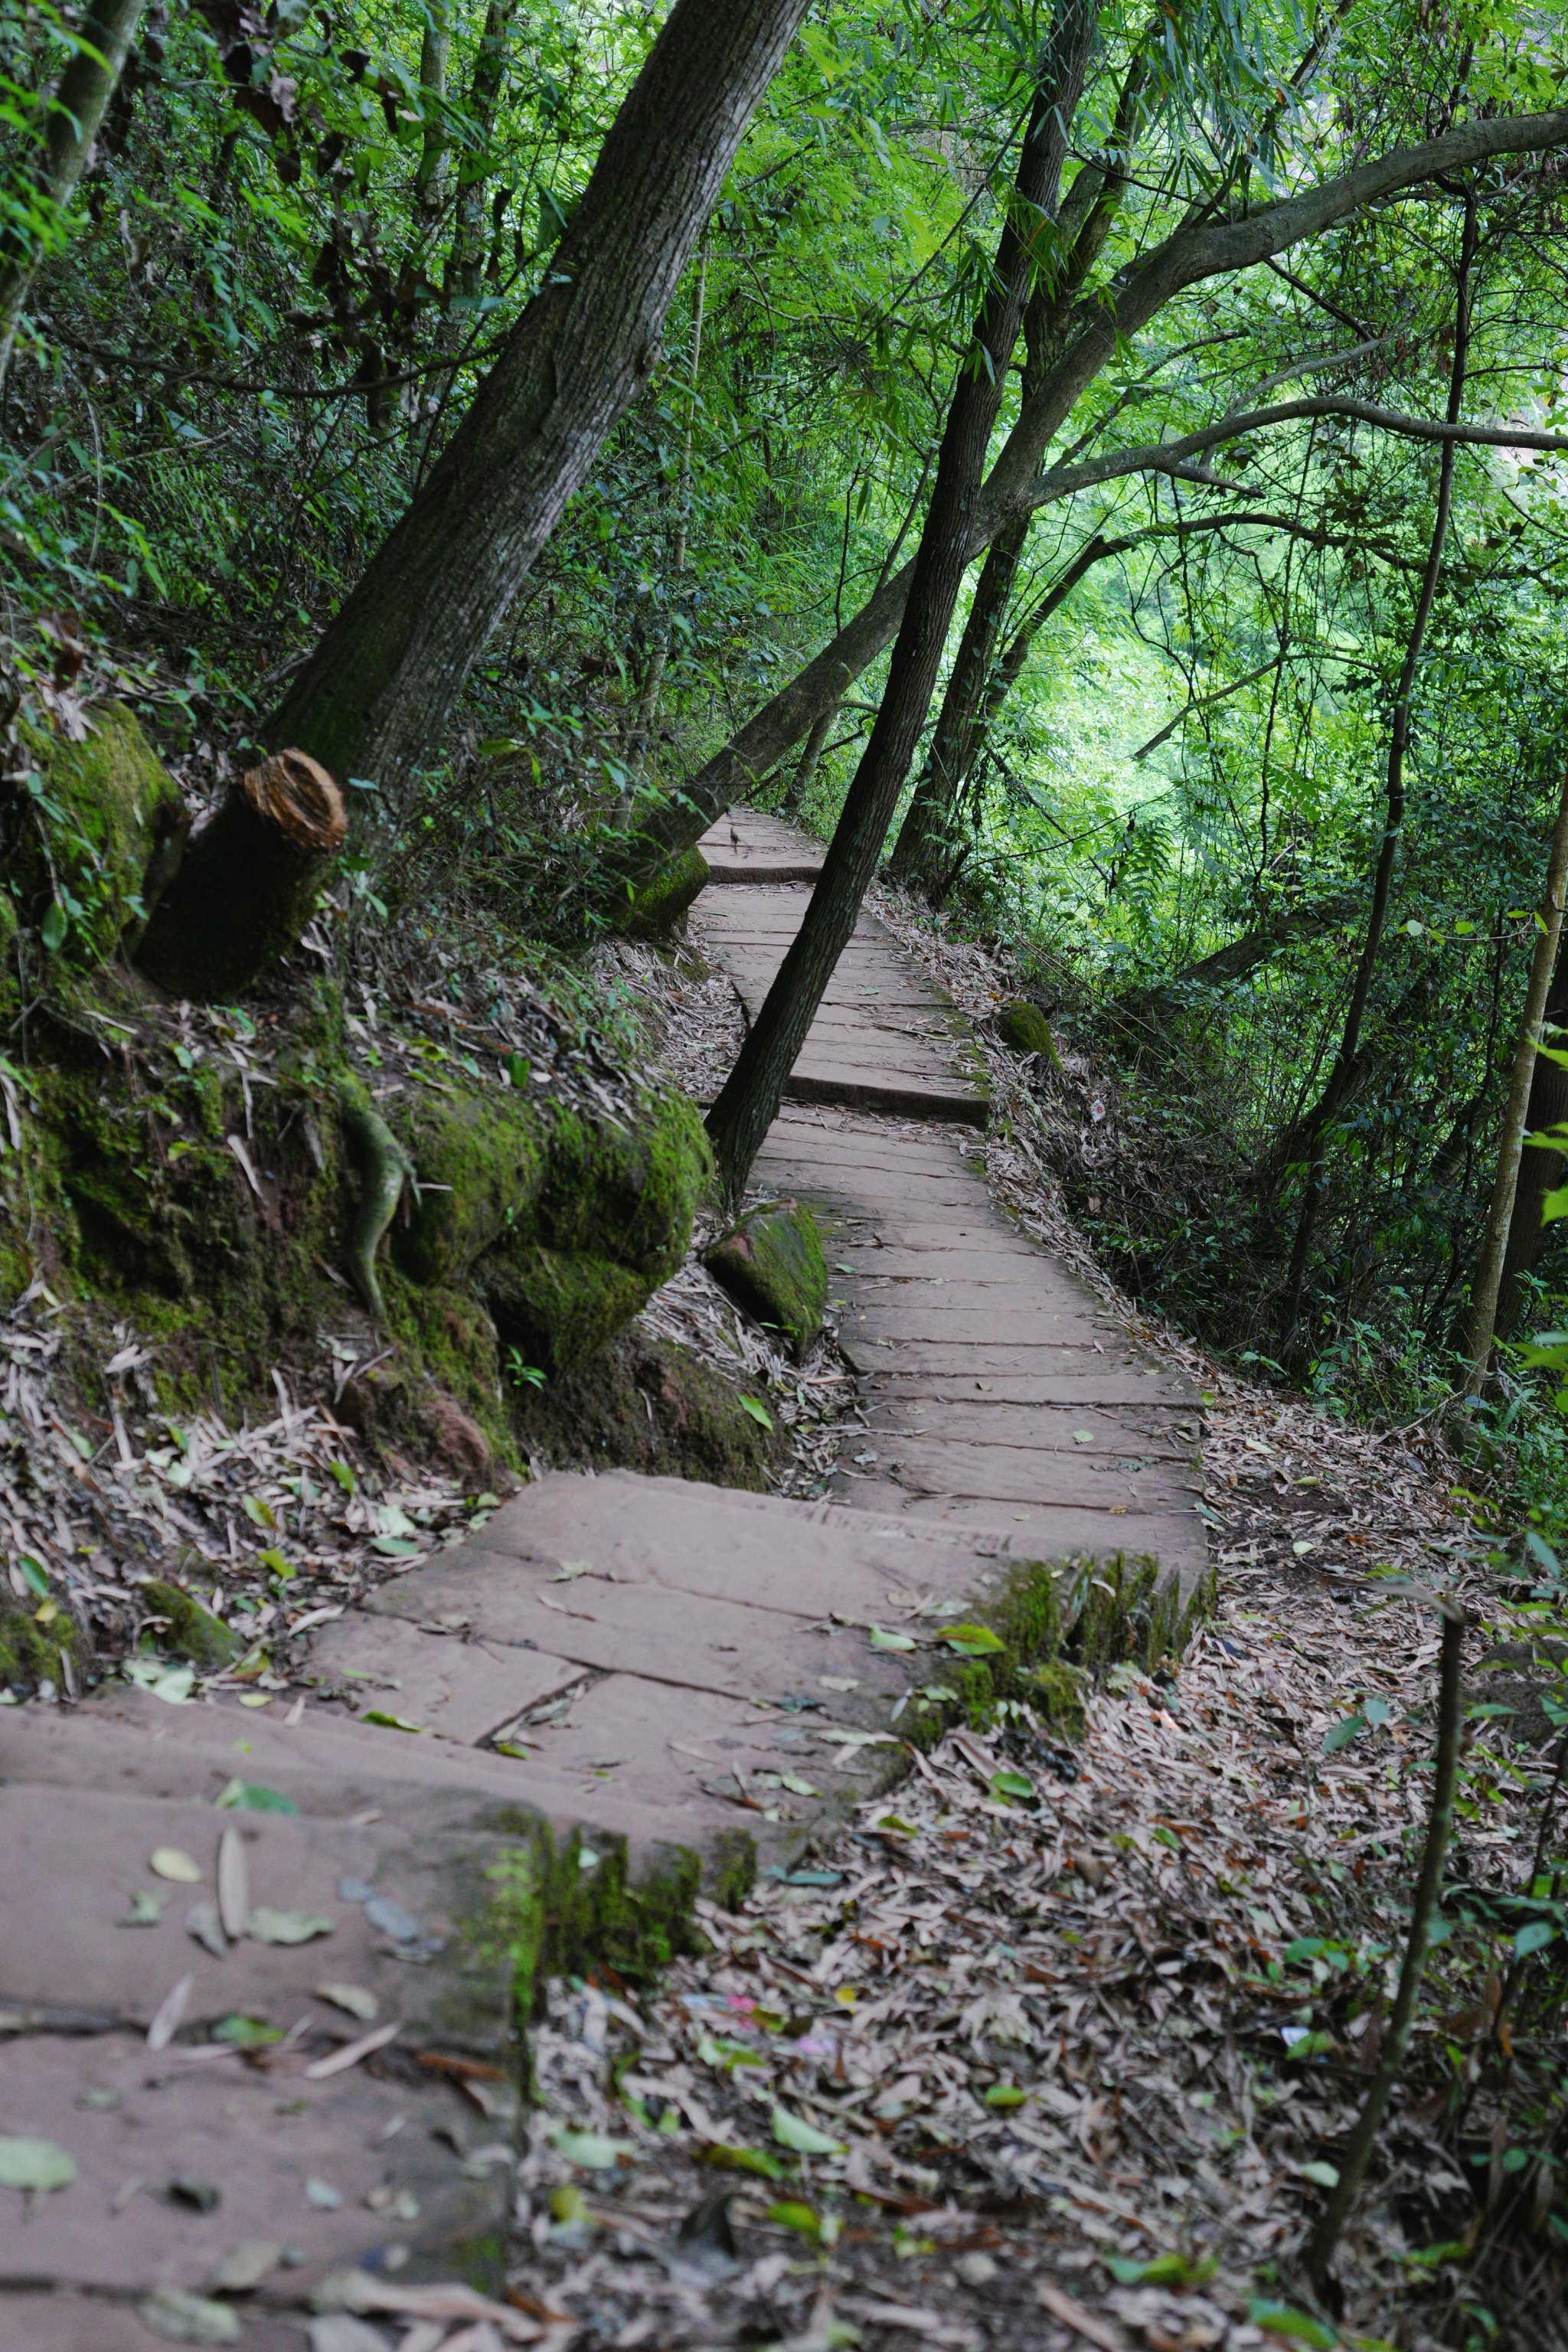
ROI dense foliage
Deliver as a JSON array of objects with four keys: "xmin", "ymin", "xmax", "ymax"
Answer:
[{"xmin": 4, "ymin": 0, "xmax": 1568, "ymax": 1416}]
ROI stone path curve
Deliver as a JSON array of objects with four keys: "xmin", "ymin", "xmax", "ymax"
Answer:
[{"xmin": 0, "ymin": 808, "xmax": 1205, "ymax": 2339}]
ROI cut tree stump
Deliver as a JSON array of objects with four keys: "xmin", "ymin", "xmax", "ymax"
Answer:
[{"xmin": 134, "ymin": 749, "xmax": 346, "ymax": 1001}]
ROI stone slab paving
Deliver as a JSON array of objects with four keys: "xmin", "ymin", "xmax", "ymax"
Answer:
[{"xmin": 2, "ymin": 803, "xmax": 1204, "ymax": 2334}]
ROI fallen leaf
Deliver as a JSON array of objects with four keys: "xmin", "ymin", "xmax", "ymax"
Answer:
[
  {"xmin": 217, "ymin": 1824, "xmax": 248, "ymax": 1940},
  {"xmin": 207, "ymin": 2241, "xmax": 283, "ymax": 2292},
  {"xmin": 247, "ymin": 1906, "xmax": 335, "ymax": 1945},
  {"xmin": 151, "ymin": 1847, "xmax": 203, "ymax": 1884},
  {"xmin": 316, "ymin": 1982, "xmax": 380, "ymax": 2022},
  {"xmin": 770, "ymin": 2105, "xmax": 845, "ymax": 2157},
  {"xmin": 138, "ymin": 2285, "xmax": 242, "ymax": 2344},
  {"xmin": 305, "ymin": 2020, "xmax": 402, "ymax": 2079},
  {"xmin": 0, "ymin": 2135, "xmax": 76, "ymax": 2192},
  {"xmin": 1035, "ymin": 2280, "xmax": 1125, "ymax": 2352},
  {"xmin": 147, "ymin": 1973, "xmax": 194, "ymax": 2052}
]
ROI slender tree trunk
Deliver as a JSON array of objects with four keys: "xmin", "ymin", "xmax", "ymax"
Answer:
[
  {"xmin": 621, "ymin": 110, "xmax": 1568, "ymax": 892},
  {"xmin": 887, "ymin": 57, "xmax": 1145, "ymax": 893},
  {"xmin": 705, "ymin": 0, "xmax": 1097, "ymax": 1198},
  {"xmin": 1463, "ymin": 773, "xmax": 1568, "ymax": 1390},
  {"xmin": 1278, "ymin": 188, "xmax": 1478, "ymax": 1349},
  {"xmin": 782, "ymin": 700, "xmax": 837, "ymax": 818},
  {"xmin": 0, "ymin": 0, "xmax": 145, "ymax": 386},
  {"xmin": 629, "ymin": 234, "xmax": 707, "ymax": 776},
  {"xmin": 415, "ymin": 0, "xmax": 452, "ymax": 224},
  {"xmin": 265, "ymin": 0, "xmax": 812, "ymax": 792},
  {"xmin": 1496, "ymin": 928, "xmax": 1568, "ymax": 1334},
  {"xmin": 446, "ymin": 0, "xmax": 515, "ymax": 301}
]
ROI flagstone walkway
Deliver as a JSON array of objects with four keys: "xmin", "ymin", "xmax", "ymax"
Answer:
[{"xmin": 0, "ymin": 807, "xmax": 1204, "ymax": 2341}]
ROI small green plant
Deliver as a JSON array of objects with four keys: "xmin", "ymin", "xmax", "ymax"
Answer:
[{"xmin": 506, "ymin": 1348, "xmax": 547, "ymax": 1390}]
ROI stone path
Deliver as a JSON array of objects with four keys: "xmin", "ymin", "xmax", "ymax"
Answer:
[{"xmin": 0, "ymin": 806, "xmax": 1204, "ymax": 2340}]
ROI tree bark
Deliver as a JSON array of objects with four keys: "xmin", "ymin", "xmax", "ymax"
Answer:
[
  {"xmin": 1463, "ymin": 773, "xmax": 1568, "ymax": 1390},
  {"xmin": 1279, "ymin": 188, "xmax": 1478, "ymax": 1350},
  {"xmin": 415, "ymin": 0, "xmax": 452, "ymax": 225},
  {"xmin": 134, "ymin": 752, "xmax": 346, "ymax": 1001},
  {"xmin": 446, "ymin": 0, "xmax": 516, "ymax": 302},
  {"xmin": 705, "ymin": 0, "xmax": 1098, "ymax": 1198},
  {"xmin": 624, "ymin": 106, "xmax": 1568, "ymax": 886},
  {"xmin": 1496, "ymin": 929, "xmax": 1568, "ymax": 1335},
  {"xmin": 782, "ymin": 700, "xmax": 838, "ymax": 818},
  {"xmin": 0, "ymin": 0, "xmax": 146, "ymax": 387},
  {"xmin": 266, "ymin": 0, "xmax": 812, "ymax": 793},
  {"xmin": 1119, "ymin": 890, "xmax": 1361, "ymax": 1027}
]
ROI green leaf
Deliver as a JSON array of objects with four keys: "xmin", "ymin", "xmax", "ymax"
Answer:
[
  {"xmin": 257, "ymin": 1549, "xmax": 293, "ymax": 1579},
  {"xmin": 371, "ymin": 1537, "xmax": 424, "ymax": 1559},
  {"xmin": 766, "ymin": 2199, "xmax": 823, "ymax": 2238},
  {"xmin": 504, "ymin": 1051, "xmax": 530, "ymax": 1087},
  {"xmin": 0, "ymin": 2135, "xmax": 76, "ymax": 2191},
  {"xmin": 240, "ymin": 1494, "xmax": 276, "ymax": 1530},
  {"xmin": 213, "ymin": 2014, "xmax": 283, "ymax": 2050},
  {"xmin": 984, "ymin": 2084, "xmax": 1027, "ymax": 2108},
  {"xmin": 738, "ymin": 1395, "xmax": 773, "ymax": 1430},
  {"xmin": 1107, "ymin": 2252, "xmax": 1216, "ymax": 2289},
  {"xmin": 245, "ymin": 1907, "xmax": 335, "ymax": 1945},
  {"xmin": 1299, "ymin": 2160, "xmax": 1341, "ymax": 2188},
  {"xmin": 363, "ymin": 1709, "xmax": 424, "ymax": 1733},
  {"xmin": 1248, "ymin": 2302, "xmax": 1338, "ymax": 2347},
  {"xmin": 869, "ymin": 1623, "xmax": 916, "ymax": 1651},
  {"xmin": 328, "ymin": 1460, "xmax": 357, "ymax": 1494},
  {"xmin": 1514, "ymin": 1918, "xmax": 1557, "ymax": 1958},
  {"xmin": 771, "ymin": 2105, "xmax": 845, "ymax": 2157},
  {"xmin": 214, "ymin": 1779, "xmax": 299, "ymax": 1815},
  {"xmin": 39, "ymin": 899, "xmax": 67, "ymax": 952},
  {"xmin": 549, "ymin": 2125, "xmax": 633, "ymax": 2171},
  {"xmin": 699, "ymin": 2143, "xmax": 786, "ymax": 2180},
  {"xmin": 779, "ymin": 1772, "xmax": 819, "ymax": 1796},
  {"xmin": 939, "ymin": 1622, "xmax": 1004, "ymax": 1656},
  {"xmin": 1322, "ymin": 1714, "xmax": 1365, "ymax": 1753},
  {"xmin": 989, "ymin": 1769, "xmax": 1036, "ymax": 1802},
  {"xmin": 18, "ymin": 1555, "xmax": 50, "ymax": 1598}
]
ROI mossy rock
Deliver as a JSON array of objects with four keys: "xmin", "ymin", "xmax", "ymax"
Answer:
[
  {"xmin": 139, "ymin": 1577, "xmax": 243, "ymax": 1668},
  {"xmin": 705, "ymin": 1196, "xmax": 827, "ymax": 1356},
  {"xmin": 482, "ymin": 1247, "xmax": 649, "ymax": 1380},
  {"xmin": 616, "ymin": 847, "xmax": 710, "ymax": 941},
  {"xmin": 509, "ymin": 1327, "xmax": 780, "ymax": 1488},
  {"xmin": 996, "ymin": 998, "xmax": 1060, "ymax": 1065},
  {"xmin": 0, "ymin": 1590, "xmax": 91, "ymax": 1697},
  {"xmin": 394, "ymin": 1089, "xmax": 552, "ymax": 1286},
  {"xmin": 13, "ymin": 702, "xmax": 185, "ymax": 966}
]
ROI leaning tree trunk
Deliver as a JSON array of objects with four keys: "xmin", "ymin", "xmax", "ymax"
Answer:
[
  {"xmin": 704, "ymin": 0, "xmax": 1097, "ymax": 1198},
  {"xmin": 1496, "ymin": 929, "xmax": 1568, "ymax": 1334},
  {"xmin": 266, "ymin": 0, "xmax": 812, "ymax": 795},
  {"xmin": 134, "ymin": 752, "xmax": 345, "ymax": 1001},
  {"xmin": 0, "ymin": 0, "xmax": 145, "ymax": 387}
]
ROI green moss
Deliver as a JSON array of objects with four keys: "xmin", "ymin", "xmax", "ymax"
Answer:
[
  {"xmin": 0, "ymin": 1592, "xmax": 90, "ymax": 1695},
  {"xmin": 484, "ymin": 1247, "xmax": 647, "ymax": 1380},
  {"xmin": 996, "ymin": 998, "xmax": 1060, "ymax": 1065},
  {"xmin": 394, "ymin": 1089, "xmax": 551, "ymax": 1286},
  {"xmin": 15, "ymin": 703, "xmax": 185, "ymax": 967},
  {"xmin": 615, "ymin": 847, "xmax": 710, "ymax": 941},
  {"xmin": 704, "ymin": 1197, "xmax": 827, "ymax": 1356},
  {"xmin": 510, "ymin": 1327, "xmax": 779, "ymax": 1487},
  {"xmin": 139, "ymin": 1579, "xmax": 241, "ymax": 1668}
]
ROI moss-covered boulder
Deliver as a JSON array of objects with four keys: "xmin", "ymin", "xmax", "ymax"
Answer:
[
  {"xmin": 996, "ymin": 998, "xmax": 1060, "ymax": 1065},
  {"xmin": 0, "ymin": 1589, "xmax": 91, "ymax": 1697},
  {"xmin": 11, "ymin": 702, "xmax": 186, "ymax": 966},
  {"xmin": 469, "ymin": 1095, "xmax": 712, "ymax": 1377},
  {"xmin": 511, "ymin": 1327, "xmax": 781, "ymax": 1487},
  {"xmin": 139, "ymin": 1578, "xmax": 242, "ymax": 1669},
  {"xmin": 616, "ymin": 847, "xmax": 710, "ymax": 941},
  {"xmin": 705, "ymin": 1196, "xmax": 827, "ymax": 1357}
]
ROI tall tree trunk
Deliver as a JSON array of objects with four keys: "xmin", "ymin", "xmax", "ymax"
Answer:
[
  {"xmin": 628, "ymin": 234, "xmax": 707, "ymax": 776},
  {"xmin": 415, "ymin": 0, "xmax": 452, "ymax": 226},
  {"xmin": 446, "ymin": 0, "xmax": 515, "ymax": 302},
  {"xmin": 1278, "ymin": 188, "xmax": 1478, "ymax": 1351},
  {"xmin": 0, "ymin": 0, "xmax": 145, "ymax": 387},
  {"xmin": 887, "ymin": 55, "xmax": 1145, "ymax": 893},
  {"xmin": 621, "ymin": 108, "xmax": 1568, "ymax": 892},
  {"xmin": 265, "ymin": 0, "xmax": 812, "ymax": 793},
  {"xmin": 1463, "ymin": 773, "xmax": 1568, "ymax": 1389},
  {"xmin": 705, "ymin": 0, "xmax": 1097, "ymax": 1198},
  {"xmin": 1496, "ymin": 929, "xmax": 1568, "ymax": 1335}
]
